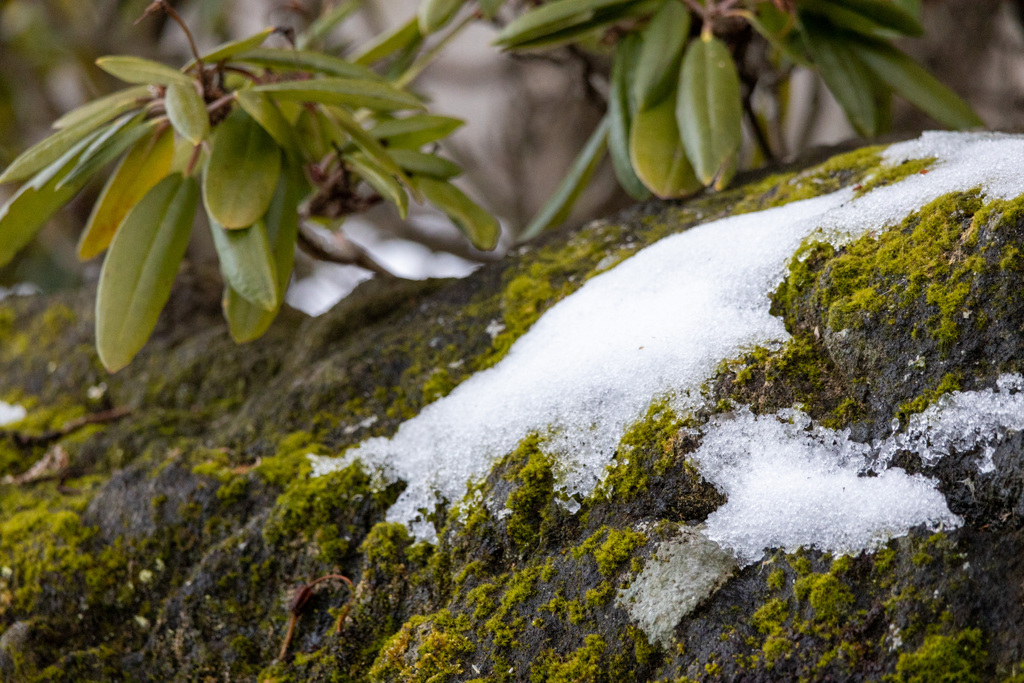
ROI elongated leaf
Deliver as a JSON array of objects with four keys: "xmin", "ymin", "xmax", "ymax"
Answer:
[
  {"xmin": 188, "ymin": 27, "xmax": 275, "ymax": 67},
  {"xmin": 328, "ymin": 107, "xmax": 413, "ymax": 191},
  {"xmin": 608, "ymin": 35, "xmax": 650, "ymax": 200},
  {"xmin": 236, "ymin": 90, "xmax": 302, "ymax": 153},
  {"xmin": 223, "ymin": 161, "xmax": 303, "ymax": 342},
  {"xmin": 58, "ymin": 115, "xmax": 159, "ymax": 190},
  {"xmin": 353, "ymin": 18, "xmax": 421, "ymax": 66},
  {"xmin": 521, "ymin": 117, "xmax": 608, "ymax": 241},
  {"xmin": 629, "ymin": 95, "xmax": 701, "ymax": 198},
  {"xmin": 78, "ymin": 127, "xmax": 174, "ymax": 260},
  {"xmin": 853, "ymin": 38, "xmax": 983, "ymax": 130},
  {"xmin": 0, "ymin": 152, "xmax": 91, "ymax": 267},
  {"xmin": 0, "ymin": 115, "xmax": 116, "ymax": 185},
  {"xmin": 233, "ymin": 48, "xmax": 383, "ymax": 81},
  {"xmin": 414, "ymin": 176, "xmax": 499, "ymax": 250},
  {"xmin": 165, "ymin": 82, "xmax": 210, "ymax": 144},
  {"xmin": 96, "ymin": 174, "xmax": 197, "ymax": 372},
  {"xmin": 299, "ymin": 0, "xmax": 360, "ymax": 49},
  {"xmin": 801, "ymin": 0, "xmax": 923, "ymax": 37},
  {"xmin": 801, "ymin": 18, "xmax": 881, "ymax": 137},
  {"xmin": 632, "ymin": 0, "xmax": 690, "ymax": 111},
  {"xmin": 347, "ymin": 153, "xmax": 409, "ymax": 218},
  {"xmin": 253, "ymin": 78, "xmax": 423, "ymax": 112},
  {"xmin": 53, "ymin": 86, "xmax": 151, "ymax": 129},
  {"xmin": 203, "ymin": 109, "xmax": 282, "ymax": 228},
  {"xmin": 677, "ymin": 36, "xmax": 743, "ymax": 187},
  {"xmin": 209, "ymin": 216, "xmax": 278, "ymax": 310},
  {"xmin": 494, "ymin": 0, "xmax": 635, "ymax": 47},
  {"xmin": 27, "ymin": 128, "xmax": 106, "ymax": 190},
  {"xmin": 419, "ymin": 0, "xmax": 464, "ymax": 34},
  {"xmin": 96, "ymin": 56, "xmax": 194, "ymax": 86},
  {"xmin": 479, "ymin": 0, "xmax": 506, "ymax": 19},
  {"xmin": 389, "ymin": 149, "xmax": 461, "ymax": 179},
  {"xmin": 749, "ymin": 4, "xmax": 812, "ymax": 67},
  {"xmin": 370, "ymin": 114, "xmax": 463, "ymax": 149}
]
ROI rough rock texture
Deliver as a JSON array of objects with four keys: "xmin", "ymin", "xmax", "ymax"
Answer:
[{"xmin": 1, "ymin": 144, "xmax": 1023, "ymax": 682}]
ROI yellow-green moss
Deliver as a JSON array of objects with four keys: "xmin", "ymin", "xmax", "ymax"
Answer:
[
  {"xmin": 794, "ymin": 573, "xmax": 854, "ymax": 628},
  {"xmin": 368, "ymin": 609, "xmax": 475, "ymax": 683},
  {"xmin": 360, "ymin": 522, "xmax": 414, "ymax": 580},
  {"xmin": 896, "ymin": 372, "xmax": 962, "ymax": 426},
  {"xmin": 595, "ymin": 398, "xmax": 685, "ymax": 501},
  {"xmin": 503, "ymin": 434, "xmax": 555, "ymax": 554},
  {"xmin": 484, "ymin": 564, "xmax": 543, "ymax": 648},
  {"xmin": 529, "ymin": 634, "xmax": 608, "ymax": 683},
  {"xmin": 572, "ymin": 526, "xmax": 648, "ymax": 577},
  {"xmin": 854, "ymin": 157, "xmax": 936, "ymax": 198},
  {"xmin": 889, "ymin": 629, "xmax": 986, "ymax": 683},
  {"xmin": 767, "ymin": 568, "xmax": 786, "ymax": 591}
]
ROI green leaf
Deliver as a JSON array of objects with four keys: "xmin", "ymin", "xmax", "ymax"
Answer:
[
  {"xmin": 347, "ymin": 153, "xmax": 410, "ymax": 218},
  {"xmin": 388, "ymin": 149, "xmax": 462, "ymax": 179},
  {"xmin": 236, "ymin": 90, "xmax": 302, "ymax": 153},
  {"xmin": 479, "ymin": 0, "xmax": 506, "ymax": 19},
  {"xmin": 521, "ymin": 117, "xmax": 608, "ymax": 241},
  {"xmin": 369, "ymin": 114, "xmax": 464, "ymax": 149},
  {"xmin": 0, "ymin": 152, "xmax": 91, "ymax": 268},
  {"xmin": 632, "ymin": 0, "xmax": 690, "ymax": 111},
  {"xmin": 58, "ymin": 114, "xmax": 158, "ymax": 190},
  {"xmin": 608, "ymin": 35, "xmax": 650, "ymax": 200},
  {"xmin": 353, "ymin": 18, "xmax": 421, "ymax": 66},
  {"xmin": 413, "ymin": 176, "xmax": 499, "ymax": 250},
  {"xmin": 299, "ymin": 0, "xmax": 361, "ymax": 49},
  {"xmin": 165, "ymin": 82, "xmax": 210, "ymax": 144},
  {"xmin": 853, "ymin": 38, "xmax": 983, "ymax": 130},
  {"xmin": 800, "ymin": 0, "xmax": 923, "ymax": 38},
  {"xmin": 0, "ymin": 116, "xmax": 115, "ymax": 185},
  {"xmin": 801, "ymin": 17, "xmax": 881, "ymax": 137},
  {"xmin": 79, "ymin": 127, "xmax": 174, "ymax": 260},
  {"xmin": 52, "ymin": 86, "xmax": 151, "ymax": 130},
  {"xmin": 749, "ymin": 4, "xmax": 812, "ymax": 67},
  {"xmin": 189, "ymin": 27, "xmax": 275, "ymax": 67},
  {"xmin": 419, "ymin": 0, "xmax": 464, "ymax": 34},
  {"xmin": 209, "ymin": 216, "xmax": 278, "ymax": 310},
  {"xmin": 494, "ymin": 0, "xmax": 636, "ymax": 48},
  {"xmin": 252, "ymin": 78, "xmax": 423, "ymax": 112},
  {"xmin": 233, "ymin": 48, "xmax": 384, "ymax": 81},
  {"xmin": 677, "ymin": 35, "xmax": 743, "ymax": 187},
  {"xmin": 96, "ymin": 174, "xmax": 197, "ymax": 372},
  {"xmin": 629, "ymin": 94, "xmax": 701, "ymax": 198},
  {"xmin": 96, "ymin": 56, "xmax": 195, "ymax": 86},
  {"xmin": 26, "ymin": 128, "xmax": 107, "ymax": 191},
  {"xmin": 222, "ymin": 161, "xmax": 303, "ymax": 343},
  {"xmin": 327, "ymin": 107, "xmax": 413, "ymax": 191},
  {"xmin": 203, "ymin": 109, "xmax": 282, "ymax": 229}
]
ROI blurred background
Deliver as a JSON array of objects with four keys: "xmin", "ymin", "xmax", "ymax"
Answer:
[{"xmin": 3, "ymin": 0, "xmax": 1024, "ymax": 314}]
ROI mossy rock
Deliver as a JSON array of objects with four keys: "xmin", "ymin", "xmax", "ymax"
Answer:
[{"xmin": 2, "ymin": 142, "xmax": 1024, "ymax": 682}]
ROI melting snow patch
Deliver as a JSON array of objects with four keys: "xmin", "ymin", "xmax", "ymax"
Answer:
[
  {"xmin": 0, "ymin": 402, "xmax": 26, "ymax": 426},
  {"xmin": 696, "ymin": 407, "xmax": 959, "ymax": 565},
  {"xmin": 313, "ymin": 132, "xmax": 1024, "ymax": 544}
]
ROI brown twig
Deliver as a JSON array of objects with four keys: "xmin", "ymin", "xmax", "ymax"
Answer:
[
  {"xmin": 297, "ymin": 222, "xmax": 396, "ymax": 278},
  {"xmin": 137, "ymin": 1, "xmax": 204, "ymax": 74},
  {"xmin": 1, "ymin": 407, "xmax": 132, "ymax": 449},
  {"xmin": 278, "ymin": 574, "xmax": 355, "ymax": 660}
]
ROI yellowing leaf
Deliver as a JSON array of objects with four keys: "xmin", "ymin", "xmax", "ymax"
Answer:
[
  {"xmin": 203, "ymin": 109, "xmax": 282, "ymax": 229},
  {"xmin": 677, "ymin": 36, "xmax": 743, "ymax": 187},
  {"xmin": 78, "ymin": 127, "xmax": 174, "ymax": 260},
  {"xmin": 95, "ymin": 174, "xmax": 198, "ymax": 372},
  {"xmin": 414, "ymin": 176, "xmax": 499, "ymax": 250},
  {"xmin": 96, "ymin": 56, "xmax": 194, "ymax": 86},
  {"xmin": 165, "ymin": 82, "xmax": 210, "ymax": 144},
  {"xmin": 629, "ymin": 95, "xmax": 701, "ymax": 199}
]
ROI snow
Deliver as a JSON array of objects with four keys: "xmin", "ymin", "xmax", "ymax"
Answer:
[
  {"xmin": 312, "ymin": 132, "xmax": 1024, "ymax": 549},
  {"xmin": 0, "ymin": 402, "xmax": 26, "ymax": 427}
]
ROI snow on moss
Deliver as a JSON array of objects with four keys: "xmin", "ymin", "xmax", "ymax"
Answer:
[
  {"xmin": 0, "ymin": 401, "xmax": 26, "ymax": 426},
  {"xmin": 312, "ymin": 132, "xmax": 1024, "ymax": 545}
]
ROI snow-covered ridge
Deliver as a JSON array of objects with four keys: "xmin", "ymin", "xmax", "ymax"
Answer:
[{"xmin": 311, "ymin": 132, "xmax": 1024, "ymax": 552}]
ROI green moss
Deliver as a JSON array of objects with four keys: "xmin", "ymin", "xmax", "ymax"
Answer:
[
  {"xmin": 794, "ymin": 573, "xmax": 854, "ymax": 628},
  {"xmin": 889, "ymin": 629, "xmax": 986, "ymax": 683},
  {"xmin": 484, "ymin": 565, "xmax": 543, "ymax": 647},
  {"xmin": 572, "ymin": 526, "xmax": 648, "ymax": 577},
  {"xmin": 585, "ymin": 580, "xmax": 614, "ymax": 607},
  {"xmin": 360, "ymin": 522, "xmax": 414, "ymax": 580},
  {"xmin": 368, "ymin": 610, "xmax": 475, "ymax": 683},
  {"xmin": 854, "ymin": 157, "xmax": 936, "ymax": 198},
  {"xmin": 752, "ymin": 598, "xmax": 790, "ymax": 636},
  {"xmin": 541, "ymin": 592, "xmax": 587, "ymax": 625},
  {"xmin": 503, "ymin": 434, "xmax": 555, "ymax": 553},
  {"xmin": 767, "ymin": 568, "xmax": 786, "ymax": 591},
  {"xmin": 529, "ymin": 634, "xmax": 608, "ymax": 683},
  {"xmin": 595, "ymin": 398, "xmax": 684, "ymax": 501},
  {"xmin": 896, "ymin": 372, "xmax": 962, "ymax": 426}
]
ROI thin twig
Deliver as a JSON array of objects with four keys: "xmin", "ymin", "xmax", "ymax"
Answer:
[
  {"xmin": 138, "ymin": 1, "xmax": 204, "ymax": 73},
  {"xmin": 0, "ymin": 407, "xmax": 132, "ymax": 449},
  {"xmin": 278, "ymin": 574, "xmax": 355, "ymax": 660},
  {"xmin": 297, "ymin": 223, "xmax": 396, "ymax": 278}
]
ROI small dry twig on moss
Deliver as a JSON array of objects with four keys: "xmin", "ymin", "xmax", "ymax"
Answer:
[{"xmin": 278, "ymin": 574, "xmax": 355, "ymax": 660}]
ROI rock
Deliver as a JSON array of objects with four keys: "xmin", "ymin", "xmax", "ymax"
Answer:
[{"xmin": 1, "ymin": 133, "xmax": 1024, "ymax": 682}]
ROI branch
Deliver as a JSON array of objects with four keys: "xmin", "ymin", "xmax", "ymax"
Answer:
[{"xmin": 297, "ymin": 223, "xmax": 396, "ymax": 278}]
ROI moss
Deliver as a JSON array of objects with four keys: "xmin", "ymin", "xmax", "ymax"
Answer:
[
  {"xmin": 368, "ymin": 610, "xmax": 475, "ymax": 683},
  {"xmin": 752, "ymin": 598, "xmax": 789, "ymax": 635},
  {"xmin": 854, "ymin": 157, "xmax": 935, "ymax": 198},
  {"xmin": 360, "ymin": 522, "xmax": 414, "ymax": 580},
  {"xmin": 767, "ymin": 568, "xmax": 786, "ymax": 591},
  {"xmin": 794, "ymin": 573, "xmax": 854, "ymax": 628},
  {"xmin": 541, "ymin": 592, "xmax": 587, "ymax": 625},
  {"xmin": 731, "ymin": 146, "xmax": 886, "ymax": 215},
  {"xmin": 594, "ymin": 397, "xmax": 684, "ymax": 501},
  {"xmin": 896, "ymin": 372, "xmax": 962, "ymax": 426},
  {"xmin": 584, "ymin": 581, "xmax": 614, "ymax": 608},
  {"xmin": 572, "ymin": 526, "xmax": 648, "ymax": 577},
  {"xmin": 503, "ymin": 434, "xmax": 555, "ymax": 554},
  {"xmin": 889, "ymin": 629, "xmax": 986, "ymax": 683},
  {"xmin": 484, "ymin": 565, "xmax": 543, "ymax": 648},
  {"xmin": 529, "ymin": 634, "xmax": 608, "ymax": 683}
]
